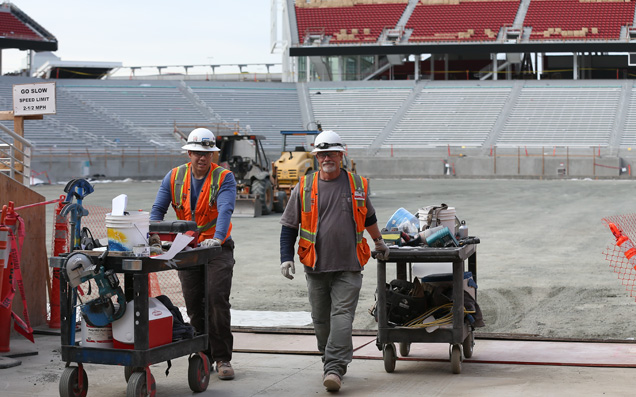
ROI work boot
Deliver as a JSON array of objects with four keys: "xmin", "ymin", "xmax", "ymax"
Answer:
[
  {"xmin": 216, "ymin": 361, "xmax": 234, "ymax": 380},
  {"xmin": 323, "ymin": 373, "xmax": 341, "ymax": 392}
]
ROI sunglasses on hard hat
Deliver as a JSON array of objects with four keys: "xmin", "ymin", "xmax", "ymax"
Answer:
[
  {"xmin": 315, "ymin": 142, "xmax": 343, "ymax": 150},
  {"xmin": 188, "ymin": 139, "xmax": 215, "ymax": 147}
]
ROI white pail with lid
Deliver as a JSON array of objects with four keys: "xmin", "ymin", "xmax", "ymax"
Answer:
[
  {"xmin": 105, "ymin": 211, "xmax": 149, "ymax": 252},
  {"xmin": 437, "ymin": 207, "xmax": 457, "ymax": 235}
]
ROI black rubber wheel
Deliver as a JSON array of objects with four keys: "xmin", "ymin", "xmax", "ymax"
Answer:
[
  {"xmin": 399, "ymin": 342, "xmax": 411, "ymax": 357},
  {"xmin": 188, "ymin": 354, "xmax": 211, "ymax": 392},
  {"xmin": 126, "ymin": 371, "xmax": 156, "ymax": 397},
  {"xmin": 124, "ymin": 366, "xmax": 145, "ymax": 382},
  {"xmin": 273, "ymin": 190, "xmax": 288, "ymax": 213},
  {"xmin": 463, "ymin": 331, "xmax": 474, "ymax": 359},
  {"xmin": 59, "ymin": 366, "xmax": 88, "ymax": 397},
  {"xmin": 252, "ymin": 179, "xmax": 273, "ymax": 215},
  {"xmin": 383, "ymin": 343, "xmax": 397, "ymax": 373},
  {"xmin": 451, "ymin": 344, "xmax": 462, "ymax": 374}
]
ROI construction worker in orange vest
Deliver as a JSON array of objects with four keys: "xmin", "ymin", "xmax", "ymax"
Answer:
[
  {"xmin": 151, "ymin": 127, "xmax": 237, "ymax": 380},
  {"xmin": 279, "ymin": 130, "xmax": 389, "ymax": 392}
]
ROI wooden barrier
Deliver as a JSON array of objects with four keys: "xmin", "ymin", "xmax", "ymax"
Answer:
[{"xmin": 0, "ymin": 172, "xmax": 47, "ymax": 332}]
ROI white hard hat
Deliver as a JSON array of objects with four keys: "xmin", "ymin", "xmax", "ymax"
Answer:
[
  {"xmin": 181, "ymin": 128, "xmax": 220, "ymax": 152},
  {"xmin": 311, "ymin": 130, "xmax": 345, "ymax": 154}
]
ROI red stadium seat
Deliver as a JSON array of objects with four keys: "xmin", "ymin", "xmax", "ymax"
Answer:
[
  {"xmin": 0, "ymin": 12, "xmax": 42, "ymax": 40},
  {"xmin": 406, "ymin": 1, "xmax": 520, "ymax": 42},
  {"xmin": 295, "ymin": 3, "xmax": 407, "ymax": 44},
  {"xmin": 525, "ymin": 0, "xmax": 635, "ymax": 40}
]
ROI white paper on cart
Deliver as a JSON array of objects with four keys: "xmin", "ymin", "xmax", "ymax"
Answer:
[
  {"xmin": 111, "ymin": 194, "xmax": 128, "ymax": 216},
  {"xmin": 150, "ymin": 233, "xmax": 194, "ymax": 260}
]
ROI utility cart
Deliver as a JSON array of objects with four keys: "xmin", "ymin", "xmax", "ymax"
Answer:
[
  {"xmin": 50, "ymin": 246, "xmax": 219, "ymax": 397},
  {"xmin": 375, "ymin": 244, "xmax": 477, "ymax": 374}
]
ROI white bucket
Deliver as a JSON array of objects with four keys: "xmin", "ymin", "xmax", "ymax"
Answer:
[
  {"xmin": 437, "ymin": 207, "xmax": 457, "ymax": 235},
  {"xmin": 106, "ymin": 211, "xmax": 150, "ymax": 252},
  {"xmin": 80, "ymin": 322, "xmax": 113, "ymax": 348}
]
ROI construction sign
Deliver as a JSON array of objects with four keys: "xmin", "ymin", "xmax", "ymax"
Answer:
[{"xmin": 12, "ymin": 82, "xmax": 57, "ymax": 116}]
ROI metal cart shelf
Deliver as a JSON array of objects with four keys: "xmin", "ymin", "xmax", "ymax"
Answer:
[
  {"xmin": 50, "ymin": 247, "xmax": 220, "ymax": 397},
  {"xmin": 375, "ymin": 244, "xmax": 477, "ymax": 374}
]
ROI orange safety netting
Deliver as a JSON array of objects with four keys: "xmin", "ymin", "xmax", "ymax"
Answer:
[{"xmin": 602, "ymin": 214, "xmax": 636, "ymax": 300}]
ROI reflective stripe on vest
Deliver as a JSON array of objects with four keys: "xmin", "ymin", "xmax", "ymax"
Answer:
[
  {"xmin": 172, "ymin": 164, "xmax": 189, "ymax": 210},
  {"xmin": 350, "ymin": 173, "xmax": 366, "ymax": 245},
  {"xmin": 299, "ymin": 173, "xmax": 317, "ymax": 244}
]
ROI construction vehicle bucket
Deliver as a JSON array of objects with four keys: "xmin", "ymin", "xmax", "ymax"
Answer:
[{"xmin": 233, "ymin": 194, "xmax": 262, "ymax": 217}]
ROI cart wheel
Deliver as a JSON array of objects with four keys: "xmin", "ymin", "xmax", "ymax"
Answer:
[
  {"xmin": 124, "ymin": 366, "xmax": 144, "ymax": 382},
  {"xmin": 450, "ymin": 344, "xmax": 462, "ymax": 374},
  {"xmin": 59, "ymin": 366, "xmax": 88, "ymax": 397},
  {"xmin": 462, "ymin": 331, "xmax": 474, "ymax": 359},
  {"xmin": 399, "ymin": 342, "xmax": 411, "ymax": 357},
  {"xmin": 188, "ymin": 354, "xmax": 211, "ymax": 392},
  {"xmin": 126, "ymin": 371, "xmax": 156, "ymax": 397},
  {"xmin": 383, "ymin": 343, "xmax": 397, "ymax": 373}
]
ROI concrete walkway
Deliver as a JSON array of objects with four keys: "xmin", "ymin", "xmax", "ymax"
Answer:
[{"xmin": 1, "ymin": 330, "xmax": 635, "ymax": 396}]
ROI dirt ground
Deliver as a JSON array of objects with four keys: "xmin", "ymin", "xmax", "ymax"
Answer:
[{"xmin": 32, "ymin": 177, "xmax": 636, "ymax": 341}]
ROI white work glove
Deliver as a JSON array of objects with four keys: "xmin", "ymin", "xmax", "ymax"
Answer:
[
  {"xmin": 280, "ymin": 261, "xmax": 295, "ymax": 280},
  {"xmin": 200, "ymin": 238, "xmax": 222, "ymax": 248},
  {"xmin": 374, "ymin": 238, "xmax": 390, "ymax": 261}
]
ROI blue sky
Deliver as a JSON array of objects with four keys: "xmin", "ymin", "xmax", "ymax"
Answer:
[{"xmin": 3, "ymin": 0, "xmax": 283, "ymax": 75}]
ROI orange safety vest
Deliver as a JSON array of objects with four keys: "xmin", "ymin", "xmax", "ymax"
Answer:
[
  {"xmin": 297, "ymin": 171, "xmax": 370, "ymax": 268},
  {"xmin": 170, "ymin": 162, "xmax": 232, "ymax": 243}
]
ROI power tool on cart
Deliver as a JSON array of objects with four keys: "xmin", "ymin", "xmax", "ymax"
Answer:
[{"xmin": 62, "ymin": 249, "xmax": 126, "ymax": 327}]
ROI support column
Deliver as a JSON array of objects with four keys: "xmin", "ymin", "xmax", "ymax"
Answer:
[
  {"xmin": 414, "ymin": 54, "xmax": 420, "ymax": 81},
  {"xmin": 444, "ymin": 54, "xmax": 448, "ymax": 80},
  {"xmin": 573, "ymin": 52, "xmax": 578, "ymax": 80}
]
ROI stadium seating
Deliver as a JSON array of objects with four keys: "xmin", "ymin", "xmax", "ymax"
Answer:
[
  {"xmin": 620, "ymin": 89, "xmax": 636, "ymax": 147},
  {"xmin": 308, "ymin": 84, "xmax": 413, "ymax": 148},
  {"xmin": 407, "ymin": 0, "xmax": 520, "ymax": 42},
  {"xmin": 62, "ymin": 82, "xmax": 211, "ymax": 148},
  {"xmin": 186, "ymin": 82, "xmax": 304, "ymax": 150},
  {"xmin": 295, "ymin": 3, "xmax": 407, "ymax": 44},
  {"xmin": 497, "ymin": 84, "xmax": 621, "ymax": 147},
  {"xmin": 4, "ymin": 77, "xmax": 636, "ymax": 154},
  {"xmin": 387, "ymin": 85, "xmax": 512, "ymax": 147},
  {"xmin": 0, "ymin": 10, "xmax": 42, "ymax": 41},
  {"xmin": 525, "ymin": 0, "xmax": 636, "ymax": 41}
]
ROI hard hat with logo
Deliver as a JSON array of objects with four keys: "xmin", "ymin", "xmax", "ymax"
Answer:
[
  {"xmin": 181, "ymin": 128, "xmax": 220, "ymax": 152},
  {"xmin": 311, "ymin": 130, "xmax": 345, "ymax": 154}
]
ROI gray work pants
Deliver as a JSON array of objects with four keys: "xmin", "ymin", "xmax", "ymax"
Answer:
[
  {"xmin": 178, "ymin": 239, "xmax": 235, "ymax": 362},
  {"xmin": 305, "ymin": 271, "xmax": 363, "ymax": 377}
]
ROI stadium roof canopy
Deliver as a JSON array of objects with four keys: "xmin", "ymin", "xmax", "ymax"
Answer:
[
  {"xmin": 33, "ymin": 56, "xmax": 122, "ymax": 79},
  {"xmin": 0, "ymin": 2, "xmax": 57, "ymax": 52},
  {"xmin": 290, "ymin": 41, "xmax": 636, "ymax": 58}
]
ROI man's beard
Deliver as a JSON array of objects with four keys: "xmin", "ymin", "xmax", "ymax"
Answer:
[{"xmin": 321, "ymin": 161, "xmax": 338, "ymax": 173}]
